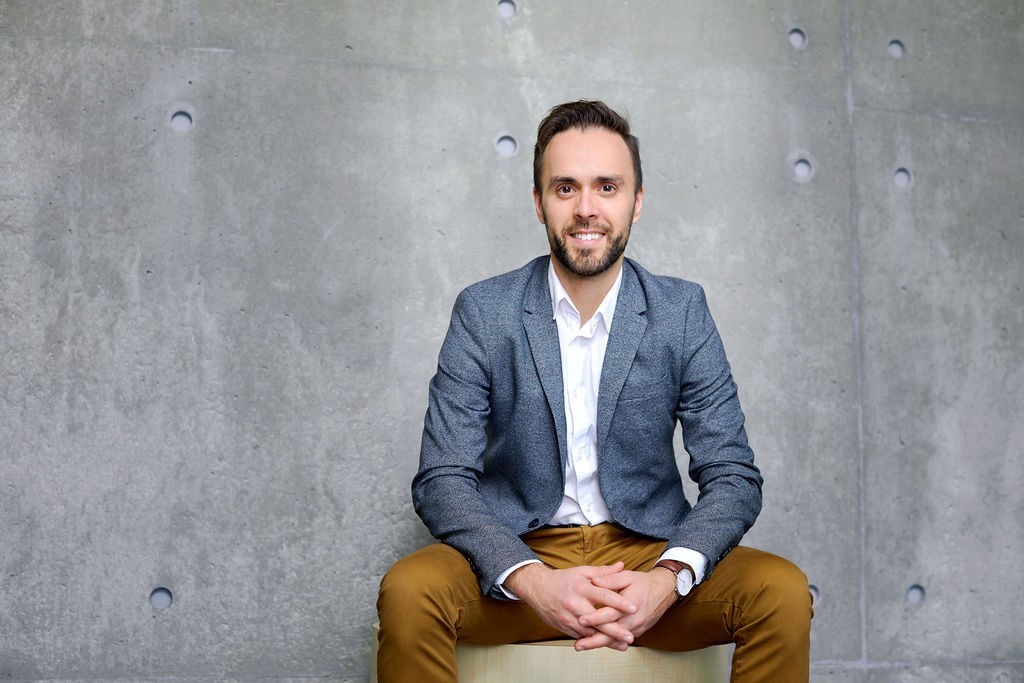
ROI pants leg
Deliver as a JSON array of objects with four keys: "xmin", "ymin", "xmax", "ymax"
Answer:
[
  {"xmin": 376, "ymin": 542, "xmax": 563, "ymax": 683},
  {"xmin": 636, "ymin": 546, "xmax": 813, "ymax": 682}
]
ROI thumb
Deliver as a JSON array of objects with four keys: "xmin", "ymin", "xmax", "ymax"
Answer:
[{"xmin": 582, "ymin": 561, "xmax": 625, "ymax": 578}]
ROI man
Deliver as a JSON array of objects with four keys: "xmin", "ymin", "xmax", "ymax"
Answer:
[{"xmin": 377, "ymin": 100, "xmax": 812, "ymax": 681}]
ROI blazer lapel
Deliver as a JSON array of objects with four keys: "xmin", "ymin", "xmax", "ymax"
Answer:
[
  {"xmin": 597, "ymin": 261, "xmax": 647, "ymax": 449},
  {"xmin": 522, "ymin": 258, "xmax": 568, "ymax": 465}
]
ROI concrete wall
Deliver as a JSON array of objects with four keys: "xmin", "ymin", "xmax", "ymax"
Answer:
[{"xmin": 1, "ymin": 1, "xmax": 1021, "ymax": 681}]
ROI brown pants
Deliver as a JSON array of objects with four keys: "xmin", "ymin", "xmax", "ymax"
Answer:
[{"xmin": 377, "ymin": 524, "xmax": 812, "ymax": 682}]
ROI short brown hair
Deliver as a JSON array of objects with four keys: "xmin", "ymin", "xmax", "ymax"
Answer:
[{"xmin": 533, "ymin": 100, "xmax": 642, "ymax": 195}]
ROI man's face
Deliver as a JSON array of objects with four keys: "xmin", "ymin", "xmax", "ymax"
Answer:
[{"xmin": 533, "ymin": 126, "xmax": 644, "ymax": 278}]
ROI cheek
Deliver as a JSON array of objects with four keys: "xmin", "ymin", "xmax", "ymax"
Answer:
[
  {"xmin": 624, "ymin": 200, "xmax": 641, "ymax": 224},
  {"xmin": 542, "ymin": 201, "xmax": 570, "ymax": 225},
  {"xmin": 614, "ymin": 204, "xmax": 634, "ymax": 226}
]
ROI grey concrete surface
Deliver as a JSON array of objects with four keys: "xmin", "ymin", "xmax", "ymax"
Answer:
[{"xmin": 1, "ymin": 1, "xmax": 1021, "ymax": 681}]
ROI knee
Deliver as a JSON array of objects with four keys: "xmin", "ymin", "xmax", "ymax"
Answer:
[
  {"xmin": 378, "ymin": 548, "xmax": 435, "ymax": 617},
  {"xmin": 765, "ymin": 555, "xmax": 809, "ymax": 595},
  {"xmin": 378, "ymin": 551, "xmax": 422, "ymax": 606},
  {"xmin": 377, "ymin": 544, "xmax": 473, "ymax": 624},
  {"xmin": 756, "ymin": 555, "xmax": 813, "ymax": 625}
]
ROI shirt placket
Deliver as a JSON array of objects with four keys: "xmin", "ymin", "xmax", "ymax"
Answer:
[{"xmin": 568, "ymin": 321, "xmax": 598, "ymax": 521}]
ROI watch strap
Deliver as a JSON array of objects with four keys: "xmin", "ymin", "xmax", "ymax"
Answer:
[{"xmin": 654, "ymin": 559, "xmax": 695, "ymax": 599}]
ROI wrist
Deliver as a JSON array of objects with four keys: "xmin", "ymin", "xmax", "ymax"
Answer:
[
  {"xmin": 650, "ymin": 565, "xmax": 677, "ymax": 593},
  {"xmin": 504, "ymin": 561, "xmax": 548, "ymax": 599}
]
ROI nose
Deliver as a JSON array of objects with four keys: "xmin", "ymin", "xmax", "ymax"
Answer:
[{"xmin": 574, "ymin": 188, "xmax": 597, "ymax": 220}]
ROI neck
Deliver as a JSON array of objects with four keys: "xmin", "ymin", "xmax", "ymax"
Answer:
[{"xmin": 551, "ymin": 255, "xmax": 623, "ymax": 324}]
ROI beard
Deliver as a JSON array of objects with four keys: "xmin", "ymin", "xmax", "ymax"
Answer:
[{"xmin": 546, "ymin": 217, "xmax": 631, "ymax": 278}]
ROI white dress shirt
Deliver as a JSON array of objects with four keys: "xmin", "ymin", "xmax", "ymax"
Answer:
[{"xmin": 547, "ymin": 261, "xmax": 619, "ymax": 526}]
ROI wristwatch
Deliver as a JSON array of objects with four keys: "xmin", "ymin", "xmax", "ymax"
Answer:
[{"xmin": 654, "ymin": 559, "xmax": 695, "ymax": 599}]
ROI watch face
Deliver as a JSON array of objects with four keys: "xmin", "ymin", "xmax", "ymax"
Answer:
[{"xmin": 676, "ymin": 571, "xmax": 694, "ymax": 597}]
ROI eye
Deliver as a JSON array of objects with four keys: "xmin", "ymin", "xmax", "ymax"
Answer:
[
  {"xmin": 600, "ymin": 183, "xmax": 617, "ymax": 193},
  {"xmin": 556, "ymin": 184, "xmax": 575, "ymax": 195}
]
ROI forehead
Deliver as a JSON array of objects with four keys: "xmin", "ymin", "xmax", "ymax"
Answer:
[{"xmin": 541, "ymin": 127, "xmax": 634, "ymax": 185}]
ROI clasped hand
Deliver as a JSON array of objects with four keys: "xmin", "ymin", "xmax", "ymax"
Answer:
[{"xmin": 504, "ymin": 561, "xmax": 678, "ymax": 652}]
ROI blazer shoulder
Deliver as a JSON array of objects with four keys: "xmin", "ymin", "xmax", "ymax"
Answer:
[
  {"xmin": 624, "ymin": 258, "xmax": 706, "ymax": 306},
  {"xmin": 458, "ymin": 256, "xmax": 547, "ymax": 309}
]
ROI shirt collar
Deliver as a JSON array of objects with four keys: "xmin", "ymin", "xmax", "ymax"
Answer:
[{"xmin": 547, "ymin": 258, "xmax": 623, "ymax": 332}]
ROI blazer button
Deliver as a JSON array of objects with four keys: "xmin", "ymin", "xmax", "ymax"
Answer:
[{"xmin": 528, "ymin": 518, "xmax": 540, "ymax": 529}]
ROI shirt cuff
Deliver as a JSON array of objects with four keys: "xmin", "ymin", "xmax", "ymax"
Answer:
[
  {"xmin": 657, "ymin": 548, "xmax": 708, "ymax": 584},
  {"xmin": 495, "ymin": 559, "xmax": 543, "ymax": 600}
]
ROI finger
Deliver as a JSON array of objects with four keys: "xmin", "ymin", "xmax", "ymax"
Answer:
[
  {"xmin": 555, "ymin": 621, "xmax": 593, "ymax": 640},
  {"xmin": 555, "ymin": 604, "xmax": 600, "ymax": 634},
  {"xmin": 578, "ymin": 605, "xmax": 624, "ymax": 627},
  {"xmin": 580, "ymin": 561, "xmax": 625, "ymax": 578},
  {"xmin": 589, "ymin": 619, "xmax": 635, "ymax": 645},
  {"xmin": 575, "ymin": 631, "xmax": 630, "ymax": 652},
  {"xmin": 589, "ymin": 572, "xmax": 635, "ymax": 591},
  {"xmin": 582, "ymin": 584, "xmax": 637, "ymax": 615}
]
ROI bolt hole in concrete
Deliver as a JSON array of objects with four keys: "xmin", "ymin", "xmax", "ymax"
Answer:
[
  {"xmin": 808, "ymin": 584, "xmax": 820, "ymax": 607},
  {"xmin": 170, "ymin": 110, "xmax": 193, "ymax": 132},
  {"xmin": 793, "ymin": 158, "xmax": 814, "ymax": 183},
  {"xmin": 888, "ymin": 39, "xmax": 906, "ymax": 59},
  {"xmin": 906, "ymin": 584, "xmax": 926, "ymax": 607},
  {"xmin": 496, "ymin": 135, "xmax": 518, "ymax": 158},
  {"xmin": 150, "ymin": 587, "xmax": 173, "ymax": 610},
  {"xmin": 893, "ymin": 167, "xmax": 912, "ymax": 189},
  {"xmin": 788, "ymin": 28, "xmax": 807, "ymax": 49},
  {"xmin": 497, "ymin": 0, "xmax": 516, "ymax": 18}
]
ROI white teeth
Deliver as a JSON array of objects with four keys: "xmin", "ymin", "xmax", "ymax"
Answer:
[{"xmin": 574, "ymin": 233, "xmax": 602, "ymax": 241}]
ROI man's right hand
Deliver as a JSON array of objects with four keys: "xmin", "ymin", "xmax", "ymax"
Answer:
[{"xmin": 503, "ymin": 561, "xmax": 639, "ymax": 648}]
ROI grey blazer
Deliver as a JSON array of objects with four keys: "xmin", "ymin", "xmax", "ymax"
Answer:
[{"xmin": 413, "ymin": 256, "xmax": 763, "ymax": 599}]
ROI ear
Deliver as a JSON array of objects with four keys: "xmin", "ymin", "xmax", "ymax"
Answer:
[
  {"xmin": 533, "ymin": 187, "xmax": 546, "ymax": 224},
  {"xmin": 631, "ymin": 187, "xmax": 645, "ymax": 224}
]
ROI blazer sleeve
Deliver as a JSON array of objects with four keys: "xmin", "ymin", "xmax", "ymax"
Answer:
[
  {"xmin": 671, "ymin": 285, "xmax": 763, "ymax": 574},
  {"xmin": 411, "ymin": 288, "xmax": 540, "ymax": 599}
]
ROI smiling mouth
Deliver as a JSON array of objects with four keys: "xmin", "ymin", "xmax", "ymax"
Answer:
[{"xmin": 571, "ymin": 232, "xmax": 604, "ymax": 242}]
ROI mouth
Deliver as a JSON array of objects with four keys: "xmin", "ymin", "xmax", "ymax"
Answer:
[{"xmin": 567, "ymin": 229, "xmax": 606, "ymax": 245}]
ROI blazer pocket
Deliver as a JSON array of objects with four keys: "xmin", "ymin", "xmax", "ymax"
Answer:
[{"xmin": 617, "ymin": 371, "xmax": 672, "ymax": 403}]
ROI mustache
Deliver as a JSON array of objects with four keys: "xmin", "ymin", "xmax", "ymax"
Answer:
[{"xmin": 563, "ymin": 218, "xmax": 610, "ymax": 233}]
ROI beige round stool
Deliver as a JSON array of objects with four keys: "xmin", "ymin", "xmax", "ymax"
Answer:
[{"xmin": 370, "ymin": 624, "xmax": 732, "ymax": 682}]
